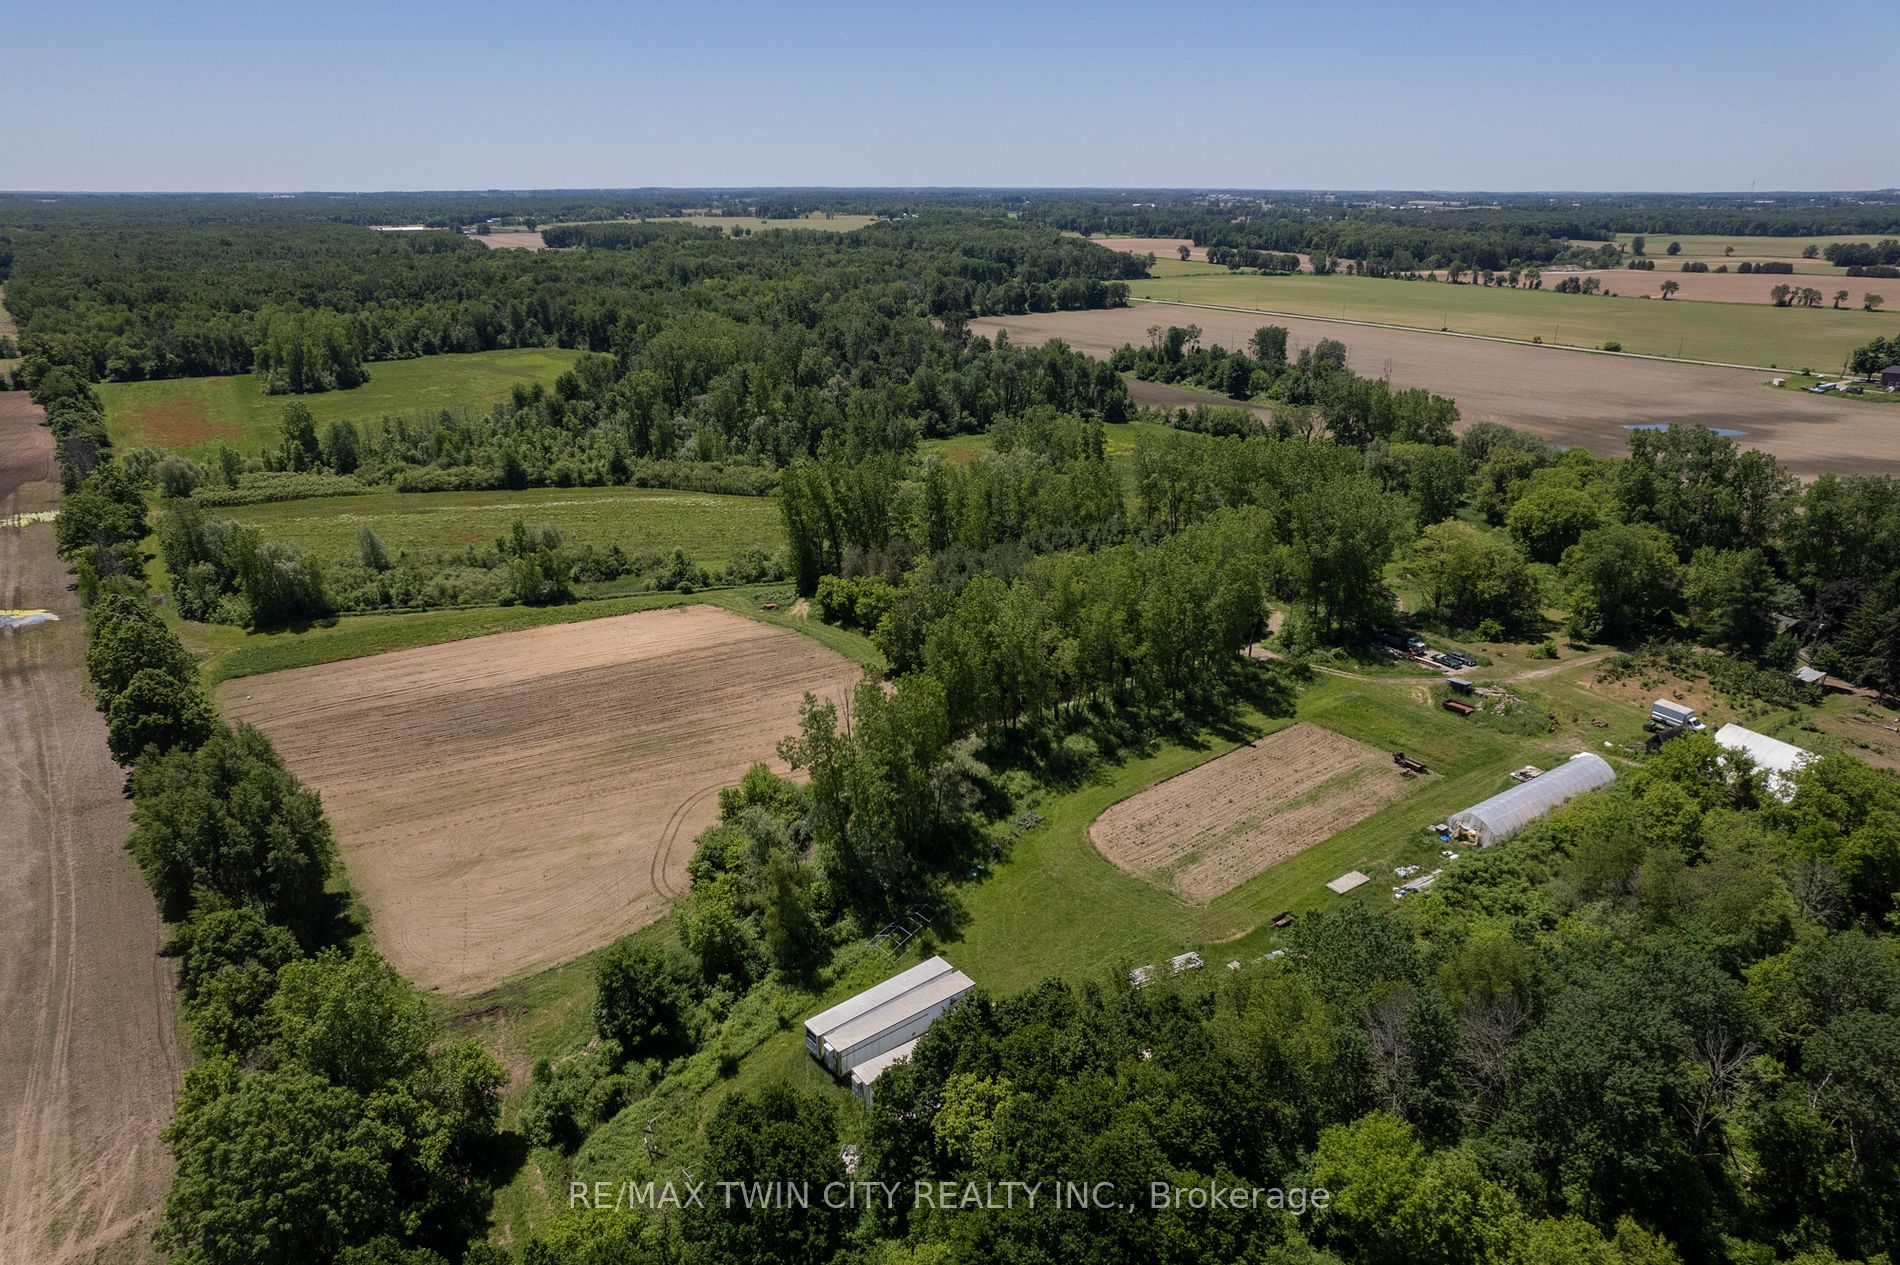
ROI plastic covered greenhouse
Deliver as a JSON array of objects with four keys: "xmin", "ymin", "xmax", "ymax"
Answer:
[{"xmin": 1449, "ymin": 752, "xmax": 1617, "ymax": 846}]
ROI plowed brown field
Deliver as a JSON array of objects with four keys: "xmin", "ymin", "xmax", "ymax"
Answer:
[
  {"xmin": 219, "ymin": 606, "xmax": 860, "ymax": 994},
  {"xmin": 1090, "ymin": 723, "xmax": 1405, "ymax": 903},
  {"xmin": 972, "ymin": 305, "xmax": 1900, "ymax": 479},
  {"xmin": 1, "ymin": 390, "xmax": 182, "ymax": 1264}
]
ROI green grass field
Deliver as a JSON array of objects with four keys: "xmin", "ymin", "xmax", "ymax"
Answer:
[
  {"xmin": 1126, "ymin": 269, "xmax": 1898, "ymax": 367},
  {"xmin": 219, "ymin": 484, "xmax": 781, "ymax": 569},
  {"xmin": 920, "ymin": 419, "xmax": 1176, "ymax": 481},
  {"xmin": 99, "ymin": 347, "xmax": 586, "ymax": 458}
]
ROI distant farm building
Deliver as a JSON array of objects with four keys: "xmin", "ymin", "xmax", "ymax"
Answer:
[
  {"xmin": 1448, "ymin": 753, "xmax": 1617, "ymax": 846},
  {"xmin": 1882, "ymin": 365, "xmax": 1900, "ymax": 388},
  {"xmin": 803, "ymin": 955, "xmax": 974, "ymax": 1107},
  {"xmin": 1793, "ymin": 665, "xmax": 1827, "ymax": 687},
  {"xmin": 1713, "ymin": 723, "xmax": 1816, "ymax": 802}
]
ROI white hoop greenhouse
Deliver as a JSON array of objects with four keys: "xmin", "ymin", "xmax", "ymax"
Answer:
[{"xmin": 1449, "ymin": 753, "xmax": 1617, "ymax": 847}]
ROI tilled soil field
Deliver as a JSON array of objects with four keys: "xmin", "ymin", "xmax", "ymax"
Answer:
[
  {"xmin": 973, "ymin": 304, "xmax": 1900, "ymax": 479},
  {"xmin": 0, "ymin": 391, "xmax": 183, "ymax": 1265},
  {"xmin": 1090, "ymin": 723, "xmax": 1405, "ymax": 903},
  {"xmin": 219, "ymin": 606, "xmax": 860, "ymax": 994}
]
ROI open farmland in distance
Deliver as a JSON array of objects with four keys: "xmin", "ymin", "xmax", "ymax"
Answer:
[
  {"xmin": 98, "ymin": 347, "xmax": 586, "ymax": 458},
  {"xmin": 1607, "ymin": 232, "xmax": 1880, "ymax": 273},
  {"xmin": 547, "ymin": 213, "xmax": 878, "ymax": 235},
  {"xmin": 1538, "ymin": 267, "xmax": 1891, "ymax": 306},
  {"xmin": 1124, "ymin": 269, "xmax": 1897, "ymax": 368},
  {"xmin": 219, "ymin": 485, "xmax": 782, "ymax": 570},
  {"xmin": 218, "ymin": 605, "xmax": 861, "ymax": 995},
  {"xmin": 1089, "ymin": 722, "xmax": 1407, "ymax": 902},
  {"xmin": 971, "ymin": 305, "xmax": 1900, "ymax": 479}
]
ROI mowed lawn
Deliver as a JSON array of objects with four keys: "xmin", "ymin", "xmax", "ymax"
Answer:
[
  {"xmin": 219, "ymin": 485, "xmax": 781, "ymax": 567},
  {"xmin": 1126, "ymin": 269, "xmax": 1896, "ymax": 368},
  {"xmin": 99, "ymin": 347, "xmax": 587, "ymax": 458}
]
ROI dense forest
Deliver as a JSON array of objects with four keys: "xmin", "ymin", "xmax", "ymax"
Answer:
[
  {"xmin": 0, "ymin": 208, "xmax": 1137, "ymax": 385},
  {"xmin": 24, "ymin": 196, "xmax": 1900, "ymax": 1265}
]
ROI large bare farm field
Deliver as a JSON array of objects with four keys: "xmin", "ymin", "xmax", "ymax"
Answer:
[
  {"xmin": 219, "ymin": 605, "xmax": 861, "ymax": 995},
  {"xmin": 1090, "ymin": 723, "xmax": 1406, "ymax": 903},
  {"xmin": 972, "ymin": 305, "xmax": 1900, "ymax": 479},
  {"xmin": 1, "ymin": 391, "xmax": 182, "ymax": 1264},
  {"xmin": 1089, "ymin": 236, "xmax": 1315, "ymax": 271}
]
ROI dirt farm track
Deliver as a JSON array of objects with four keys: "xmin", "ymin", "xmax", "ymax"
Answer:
[
  {"xmin": 973, "ymin": 305, "xmax": 1900, "ymax": 479},
  {"xmin": 0, "ymin": 391, "xmax": 182, "ymax": 1264},
  {"xmin": 220, "ymin": 606, "xmax": 861, "ymax": 995}
]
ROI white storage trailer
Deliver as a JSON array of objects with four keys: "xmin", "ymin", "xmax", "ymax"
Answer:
[
  {"xmin": 822, "ymin": 967, "xmax": 974, "ymax": 1073},
  {"xmin": 803, "ymin": 956, "xmax": 957, "ymax": 1061},
  {"xmin": 803, "ymin": 955, "xmax": 975, "ymax": 1076},
  {"xmin": 848, "ymin": 1036, "xmax": 921, "ymax": 1108}
]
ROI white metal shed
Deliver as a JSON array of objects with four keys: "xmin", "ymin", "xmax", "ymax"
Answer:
[{"xmin": 1449, "ymin": 753, "xmax": 1617, "ymax": 846}]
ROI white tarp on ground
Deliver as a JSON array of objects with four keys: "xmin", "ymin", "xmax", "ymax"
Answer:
[
  {"xmin": 1449, "ymin": 753, "xmax": 1617, "ymax": 847},
  {"xmin": 1, "ymin": 511, "xmax": 59, "ymax": 528},
  {"xmin": 1714, "ymin": 723, "xmax": 1815, "ymax": 802},
  {"xmin": 1326, "ymin": 870, "xmax": 1371, "ymax": 894},
  {"xmin": 0, "ymin": 609, "xmax": 59, "ymax": 629}
]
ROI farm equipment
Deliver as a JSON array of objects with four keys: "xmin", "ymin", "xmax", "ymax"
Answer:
[
  {"xmin": 1392, "ymin": 752, "xmax": 1431, "ymax": 775},
  {"xmin": 1442, "ymin": 699, "xmax": 1476, "ymax": 716}
]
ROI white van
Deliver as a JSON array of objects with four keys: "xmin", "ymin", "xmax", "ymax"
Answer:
[{"xmin": 1649, "ymin": 699, "xmax": 1703, "ymax": 731}]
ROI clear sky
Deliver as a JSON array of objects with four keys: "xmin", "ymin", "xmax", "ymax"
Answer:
[{"xmin": 5, "ymin": 0, "xmax": 1893, "ymax": 193}]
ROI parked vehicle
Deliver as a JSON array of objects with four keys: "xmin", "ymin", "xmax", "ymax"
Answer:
[
  {"xmin": 1648, "ymin": 698, "xmax": 1703, "ymax": 731},
  {"xmin": 1432, "ymin": 652, "xmax": 1461, "ymax": 668}
]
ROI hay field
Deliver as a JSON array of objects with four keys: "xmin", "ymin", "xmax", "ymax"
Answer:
[
  {"xmin": 971, "ymin": 305, "xmax": 1900, "ymax": 479},
  {"xmin": 219, "ymin": 605, "xmax": 860, "ymax": 994},
  {"xmin": 1089, "ymin": 723, "xmax": 1406, "ymax": 903},
  {"xmin": 99, "ymin": 347, "xmax": 586, "ymax": 459},
  {"xmin": 470, "ymin": 230, "xmax": 548, "ymax": 250},
  {"xmin": 220, "ymin": 485, "xmax": 781, "ymax": 570},
  {"xmin": 1125, "ymin": 269, "xmax": 1896, "ymax": 367}
]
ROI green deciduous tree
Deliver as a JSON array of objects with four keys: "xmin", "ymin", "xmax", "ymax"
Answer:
[
  {"xmin": 593, "ymin": 938, "xmax": 696, "ymax": 1058},
  {"xmin": 105, "ymin": 667, "xmax": 218, "ymax": 764},
  {"xmin": 1561, "ymin": 523, "xmax": 1682, "ymax": 642},
  {"xmin": 127, "ymin": 723, "xmax": 336, "ymax": 940}
]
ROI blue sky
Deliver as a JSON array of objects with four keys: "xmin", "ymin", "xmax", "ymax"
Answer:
[{"xmin": 5, "ymin": 0, "xmax": 1892, "ymax": 192}]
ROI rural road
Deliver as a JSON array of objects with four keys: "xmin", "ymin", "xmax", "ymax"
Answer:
[
  {"xmin": 0, "ymin": 389, "xmax": 182, "ymax": 1264},
  {"xmin": 973, "ymin": 305, "xmax": 1900, "ymax": 479}
]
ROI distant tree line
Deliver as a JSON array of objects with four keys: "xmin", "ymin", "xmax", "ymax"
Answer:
[{"xmin": 0, "ymin": 212, "xmax": 1133, "ymax": 388}]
